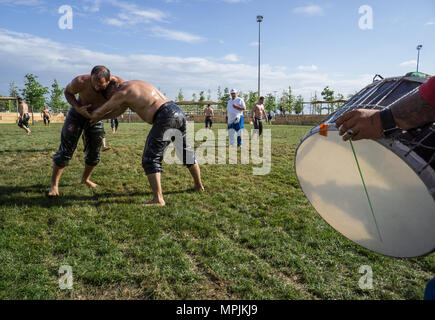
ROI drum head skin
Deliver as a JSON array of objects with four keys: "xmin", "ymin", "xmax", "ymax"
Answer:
[{"xmin": 296, "ymin": 130, "xmax": 435, "ymax": 258}]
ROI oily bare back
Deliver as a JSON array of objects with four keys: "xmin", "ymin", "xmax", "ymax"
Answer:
[{"xmin": 114, "ymin": 80, "xmax": 170, "ymax": 124}]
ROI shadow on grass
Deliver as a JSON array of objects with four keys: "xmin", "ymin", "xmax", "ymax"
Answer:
[
  {"xmin": 0, "ymin": 148, "xmax": 54, "ymax": 154},
  {"xmin": 0, "ymin": 184, "xmax": 193, "ymax": 209}
]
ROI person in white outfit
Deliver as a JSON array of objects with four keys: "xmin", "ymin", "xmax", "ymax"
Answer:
[{"xmin": 227, "ymin": 89, "xmax": 246, "ymax": 147}]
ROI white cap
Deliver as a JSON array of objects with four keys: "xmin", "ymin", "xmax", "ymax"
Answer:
[{"xmin": 230, "ymin": 89, "xmax": 238, "ymax": 94}]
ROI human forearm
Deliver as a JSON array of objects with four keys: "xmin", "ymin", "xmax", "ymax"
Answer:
[
  {"xmin": 391, "ymin": 91, "xmax": 435, "ymax": 130},
  {"xmin": 233, "ymin": 104, "xmax": 245, "ymax": 111},
  {"xmin": 100, "ymin": 106, "xmax": 127, "ymax": 120},
  {"xmin": 64, "ymin": 92, "xmax": 81, "ymax": 110}
]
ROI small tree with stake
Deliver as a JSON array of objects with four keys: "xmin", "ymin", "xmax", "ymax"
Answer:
[{"xmin": 20, "ymin": 73, "xmax": 49, "ymax": 124}]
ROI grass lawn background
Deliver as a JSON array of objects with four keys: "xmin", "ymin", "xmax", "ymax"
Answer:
[{"xmin": 0, "ymin": 122, "xmax": 433, "ymax": 300}]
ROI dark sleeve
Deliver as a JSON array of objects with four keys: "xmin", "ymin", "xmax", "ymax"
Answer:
[{"xmin": 419, "ymin": 77, "xmax": 435, "ymax": 107}]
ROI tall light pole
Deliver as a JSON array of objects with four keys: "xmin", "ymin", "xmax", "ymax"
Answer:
[
  {"xmin": 416, "ymin": 45, "xmax": 423, "ymax": 72},
  {"xmin": 257, "ymin": 15, "xmax": 263, "ymax": 98}
]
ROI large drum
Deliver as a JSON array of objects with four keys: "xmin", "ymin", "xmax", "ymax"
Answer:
[{"xmin": 295, "ymin": 75, "xmax": 435, "ymax": 258}]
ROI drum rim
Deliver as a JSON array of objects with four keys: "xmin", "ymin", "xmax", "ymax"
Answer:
[{"xmin": 294, "ymin": 126, "xmax": 435, "ymax": 258}]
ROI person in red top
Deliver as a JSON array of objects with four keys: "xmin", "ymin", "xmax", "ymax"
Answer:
[
  {"xmin": 336, "ymin": 77, "xmax": 435, "ymax": 300},
  {"xmin": 336, "ymin": 76, "xmax": 435, "ymax": 141}
]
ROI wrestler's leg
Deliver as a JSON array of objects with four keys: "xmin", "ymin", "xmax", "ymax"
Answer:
[
  {"xmin": 81, "ymin": 121, "xmax": 105, "ymax": 188},
  {"xmin": 49, "ymin": 109, "xmax": 84, "ymax": 196},
  {"xmin": 48, "ymin": 164, "xmax": 64, "ymax": 197},
  {"xmin": 142, "ymin": 127, "xmax": 171, "ymax": 206},
  {"xmin": 175, "ymin": 111, "xmax": 204, "ymax": 192}
]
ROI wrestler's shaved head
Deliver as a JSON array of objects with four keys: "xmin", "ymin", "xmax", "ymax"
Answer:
[
  {"xmin": 91, "ymin": 65, "xmax": 111, "ymax": 93},
  {"xmin": 91, "ymin": 66, "xmax": 110, "ymax": 81}
]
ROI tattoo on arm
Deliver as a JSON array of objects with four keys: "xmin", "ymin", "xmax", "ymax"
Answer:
[{"xmin": 391, "ymin": 91, "xmax": 435, "ymax": 130}]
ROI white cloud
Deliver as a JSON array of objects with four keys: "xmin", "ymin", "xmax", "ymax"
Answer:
[
  {"xmin": 298, "ymin": 65, "xmax": 318, "ymax": 72},
  {"xmin": 400, "ymin": 60, "xmax": 417, "ymax": 67},
  {"xmin": 83, "ymin": 0, "xmax": 168, "ymax": 24},
  {"xmin": 0, "ymin": 28, "xmax": 372, "ymax": 101},
  {"xmin": 222, "ymin": 54, "xmax": 240, "ymax": 62},
  {"xmin": 104, "ymin": 18, "xmax": 125, "ymax": 26},
  {"xmin": 293, "ymin": 5, "xmax": 324, "ymax": 16},
  {"xmin": 425, "ymin": 21, "xmax": 435, "ymax": 26},
  {"xmin": 149, "ymin": 26, "xmax": 205, "ymax": 43}
]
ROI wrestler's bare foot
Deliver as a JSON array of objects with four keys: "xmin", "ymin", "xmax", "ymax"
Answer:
[
  {"xmin": 47, "ymin": 186, "xmax": 59, "ymax": 197},
  {"xmin": 142, "ymin": 198, "xmax": 166, "ymax": 207},
  {"xmin": 81, "ymin": 180, "xmax": 99, "ymax": 188},
  {"xmin": 193, "ymin": 185, "xmax": 205, "ymax": 192},
  {"xmin": 102, "ymin": 147, "xmax": 112, "ymax": 152}
]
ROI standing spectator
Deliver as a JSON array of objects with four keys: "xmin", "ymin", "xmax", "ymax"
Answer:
[
  {"xmin": 41, "ymin": 105, "xmax": 51, "ymax": 127},
  {"xmin": 251, "ymin": 96, "xmax": 269, "ymax": 136},
  {"xmin": 227, "ymin": 89, "xmax": 246, "ymax": 147},
  {"xmin": 204, "ymin": 104, "xmax": 214, "ymax": 130}
]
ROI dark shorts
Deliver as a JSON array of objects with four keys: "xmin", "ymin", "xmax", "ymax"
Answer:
[
  {"xmin": 53, "ymin": 107, "xmax": 105, "ymax": 168},
  {"xmin": 18, "ymin": 114, "xmax": 30, "ymax": 128},
  {"xmin": 111, "ymin": 118, "xmax": 119, "ymax": 129},
  {"xmin": 43, "ymin": 115, "xmax": 50, "ymax": 124},
  {"xmin": 205, "ymin": 116, "xmax": 213, "ymax": 128},
  {"xmin": 142, "ymin": 101, "xmax": 197, "ymax": 175},
  {"xmin": 254, "ymin": 118, "xmax": 263, "ymax": 135}
]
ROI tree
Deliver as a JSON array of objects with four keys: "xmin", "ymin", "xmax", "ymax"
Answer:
[
  {"xmin": 20, "ymin": 73, "xmax": 49, "ymax": 112},
  {"xmin": 311, "ymin": 92, "xmax": 319, "ymax": 114},
  {"xmin": 247, "ymin": 91, "xmax": 259, "ymax": 110},
  {"xmin": 0, "ymin": 94, "xmax": 10, "ymax": 111},
  {"xmin": 280, "ymin": 86, "xmax": 294, "ymax": 114},
  {"xmin": 177, "ymin": 89, "xmax": 184, "ymax": 102},
  {"xmin": 220, "ymin": 87, "xmax": 231, "ymax": 109},
  {"xmin": 321, "ymin": 86, "xmax": 335, "ymax": 114},
  {"xmin": 49, "ymin": 79, "xmax": 69, "ymax": 112},
  {"xmin": 335, "ymin": 93, "xmax": 345, "ymax": 111},
  {"xmin": 217, "ymin": 86, "xmax": 223, "ymax": 102},
  {"xmin": 294, "ymin": 95, "xmax": 304, "ymax": 115},
  {"xmin": 264, "ymin": 93, "xmax": 276, "ymax": 111},
  {"xmin": 9, "ymin": 81, "xmax": 19, "ymax": 98},
  {"xmin": 207, "ymin": 89, "xmax": 212, "ymax": 101},
  {"xmin": 192, "ymin": 93, "xmax": 197, "ymax": 102},
  {"xmin": 199, "ymin": 91, "xmax": 206, "ymax": 108}
]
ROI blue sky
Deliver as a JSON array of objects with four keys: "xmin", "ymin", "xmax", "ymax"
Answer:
[{"xmin": 0, "ymin": 0, "xmax": 434, "ymax": 101}]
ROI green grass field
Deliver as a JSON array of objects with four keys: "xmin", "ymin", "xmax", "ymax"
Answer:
[{"xmin": 0, "ymin": 122, "xmax": 433, "ymax": 300}]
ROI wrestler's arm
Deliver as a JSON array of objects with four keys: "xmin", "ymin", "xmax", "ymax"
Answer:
[
  {"xmin": 64, "ymin": 76, "xmax": 91, "ymax": 118},
  {"xmin": 100, "ymin": 106, "xmax": 128, "ymax": 121},
  {"xmin": 89, "ymin": 93, "xmax": 126, "ymax": 125}
]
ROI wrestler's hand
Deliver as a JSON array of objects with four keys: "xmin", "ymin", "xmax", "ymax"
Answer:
[
  {"xmin": 335, "ymin": 109, "xmax": 384, "ymax": 141},
  {"xmin": 75, "ymin": 104, "xmax": 92, "ymax": 119}
]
